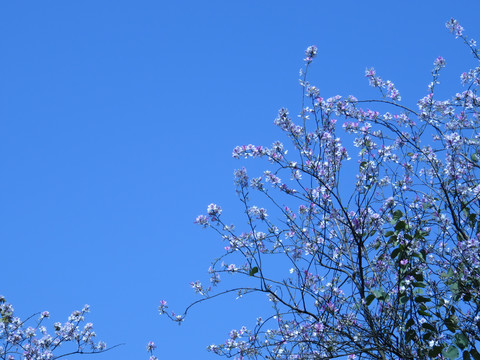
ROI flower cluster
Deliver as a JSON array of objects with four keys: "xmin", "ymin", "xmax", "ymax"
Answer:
[
  {"xmin": 304, "ymin": 45, "xmax": 318, "ymax": 63},
  {"xmin": 0, "ymin": 297, "xmax": 109, "ymax": 360},
  {"xmin": 146, "ymin": 341, "xmax": 157, "ymax": 360},
  {"xmin": 365, "ymin": 67, "xmax": 401, "ymax": 101},
  {"xmin": 446, "ymin": 18, "xmax": 464, "ymax": 38}
]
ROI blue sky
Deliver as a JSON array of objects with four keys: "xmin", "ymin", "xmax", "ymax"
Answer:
[{"xmin": 1, "ymin": 1, "xmax": 480, "ymax": 359}]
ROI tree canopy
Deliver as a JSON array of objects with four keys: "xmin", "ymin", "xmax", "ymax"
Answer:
[{"xmin": 159, "ymin": 18, "xmax": 480, "ymax": 360}]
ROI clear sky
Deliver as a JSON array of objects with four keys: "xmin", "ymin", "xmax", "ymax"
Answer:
[{"xmin": 1, "ymin": 1, "xmax": 480, "ymax": 359}]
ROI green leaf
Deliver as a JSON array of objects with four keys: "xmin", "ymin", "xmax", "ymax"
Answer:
[
  {"xmin": 372, "ymin": 289, "xmax": 388, "ymax": 301},
  {"xmin": 422, "ymin": 323, "xmax": 436, "ymax": 332},
  {"xmin": 430, "ymin": 345, "xmax": 444, "ymax": 358},
  {"xmin": 471, "ymin": 153, "xmax": 479, "ymax": 162},
  {"xmin": 423, "ymin": 332, "xmax": 433, "ymax": 341},
  {"xmin": 444, "ymin": 345, "xmax": 460, "ymax": 360},
  {"xmin": 413, "ymin": 281, "xmax": 427, "ymax": 288},
  {"xmin": 463, "ymin": 350, "xmax": 471, "ymax": 360},
  {"xmin": 391, "ymin": 247, "xmax": 401, "ymax": 259},
  {"xmin": 442, "ymin": 268, "xmax": 457, "ymax": 282},
  {"xmin": 392, "ymin": 210, "xmax": 403, "ymax": 222},
  {"xmin": 420, "ymin": 248, "xmax": 427, "ymax": 260},
  {"xmin": 413, "ymin": 251, "xmax": 425, "ymax": 261},
  {"xmin": 399, "ymin": 295, "xmax": 409, "ymax": 304},
  {"xmin": 414, "ymin": 230, "xmax": 425, "ymax": 239},
  {"xmin": 388, "ymin": 234, "xmax": 398, "ymax": 245},
  {"xmin": 455, "ymin": 333, "xmax": 469, "ymax": 350},
  {"xmin": 385, "ymin": 231, "xmax": 395, "ymax": 237},
  {"xmin": 469, "ymin": 213, "xmax": 477, "ymax": 227},
  {"xmin": 395, "ymin": 220, "xmax": 406, "ymax": 231},
  {"xmin": 406, "ymin": 317, "xmax": 414, "ymax": 329},
  {"xmin": 414, "ymin": 295, "xmax": 430, "ymax": 303},
  {"xmin": 418, "ymin": 308, "xmax": 431, "ymax": 317},
  {"xmin": 365, "ymin": 294, "xmax": 375, "ymax": 306},
  {"xmin": 413, "ymin": 272, "xmax": 424, "ymax": 282},
  {"xmin": 405, "ymin": 329, "xmax": 416, "ymax": 342},
  {"xmin": 450, "ymin": 281, "xmax": 460, "ymax": 293},
  {"xmin": 249, "ymin": 267, "xmax": 259, "ymax": 276},
  {"xmin": 445, "ymin": 315, "xmax": 459, "ymax": 332}
]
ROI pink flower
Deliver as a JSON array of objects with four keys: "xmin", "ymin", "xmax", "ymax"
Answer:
[
  {"xmin": 207, "ymin": 203, "xmax": 222, "ymax": 216},
  {"xmin": 146, "ymin": 341, "xmax": 157, "ymax": 352}
]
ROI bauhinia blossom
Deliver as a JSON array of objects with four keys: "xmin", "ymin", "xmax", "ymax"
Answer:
[{"xmin": 158, "ymin": 19, "xmax": 480, "ymax": 360}]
